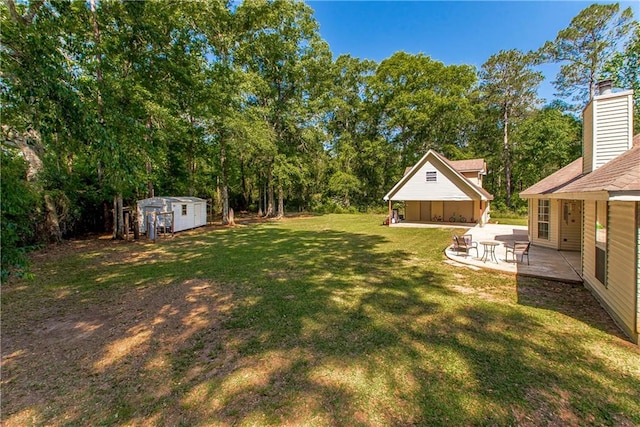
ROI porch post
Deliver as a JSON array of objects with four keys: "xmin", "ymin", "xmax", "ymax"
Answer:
[{"xmin": 388, "ymin": 200, "xmax": 392, "ymax": 224}]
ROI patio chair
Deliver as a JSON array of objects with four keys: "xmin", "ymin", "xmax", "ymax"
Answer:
[
  {"xmin": 453, "ymin": 234, "xmax": 478, "ymax": 257},
  {"xmin": 505, "ymin": 241, "xmax": 531, "ymax": 265}
]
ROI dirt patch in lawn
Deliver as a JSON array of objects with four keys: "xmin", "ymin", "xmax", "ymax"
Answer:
[{"xmin": 1, "ymin": 273, "xmax": 237, "ymax": 426}]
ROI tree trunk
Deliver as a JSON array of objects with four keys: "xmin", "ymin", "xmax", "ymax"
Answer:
[
  {"xmin": 44, "ymin": 194, "xmax": 62, "ymax": 243},
  {"xmin": 146, "ymin": 160, "xmax": 154, "ymax": 198},
  {"xmin": 221, "ymin": 135, "xmax": 230, "ymax": 225},
  {"xmin": 133, "ymin": 202, "xmax": 140, "ymax": 240},
  {"xmin": 145, "ymin": 118, "xmax": 154, "ymax": 198},
  {"xmin": 265, "ymin": 168, "xmax": 275, "ymax": 217},
  {"xmin": 257, "ymin": 177, "xmax": 263, "ymax": 217},
  {"xmin": 240, "ymin": 158, "xmax": 249, "ymax": 211},
  {"xmin": 222, "ymin": 184, "xmax": 229, "ymax": 225},
  {"xmin": 503, "ymin": 107, "xmax": 512, "ymax": 209},
  {"xmin": 113, "ymin": 194, "xmax": 125, "ymax": 240},
  {"xmin": 276, "ymin": 186, "xmax": 284, "ymax": 218}
]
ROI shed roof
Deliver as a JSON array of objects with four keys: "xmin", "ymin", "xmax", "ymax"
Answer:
[
  {"xmin": 139, "ymin": 196, "xmax": 207, "ymax": 204},
  {"xmin": 447, "ymin": 158, "xmax": 486, "ymax": 173}
]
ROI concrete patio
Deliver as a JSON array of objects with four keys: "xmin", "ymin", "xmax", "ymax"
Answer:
[{"xmin": 445, "ymin": 224, "xmax": 582, "ymax": 283}]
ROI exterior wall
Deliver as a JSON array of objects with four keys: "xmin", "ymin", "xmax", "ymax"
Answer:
[
  {"xmin": 593, "ymin": 94, "xmax": 633, "ymax": 169},
  {"xmin": 138, "ymin": 198, "xmax": 206, "ymax": 233},
  {"xmin": 529, "ymin": 198, "xmax": 560, "ymax": 249},
  {"xmin": 461, "ymin": 171, "xmax": 480, "ymax": 186},
  {"xmin": 637, "ymin": 202, "xmax": 639, "ymax": 337},
  {"xmin": 583, "ymin": 200, "xmax": 639, "ymax": 344},
  {"xmin": 443, "ymin": 201, "xmax": 474, "ymax": 222},
  {"xmin": 480, "ymin": 201, "xmax": 490, "ymax": 226},
  {"xmin": 420, "ymin": 201, "xmax": 431, "ymax": 221},
  {"xmin": 583, "ymin": 102, "xmax": 594, "ymax": 174},
  {"xmin": 432, "ymin": 201, "xmax": 444, "ymax": 220},
  {"xmin": 402, "ymin": 201, "xmax": 475, "ymax": 223},
  {"xmin": 392, "ymin": 160, "xmax": 476, "ymax": 201},
  {"xmin": 559, "ymin": 200, "xmax": 582, "ymax": 251},
  {"xmin": 584, "ymin": 91, "xmax": 633, "ymax": 174},
  {"xmin": 405, "ymin": 201, "xmax": 420, "ymax": 221},
  {"xmin": 172, "ymin": 202, "xmax": 203, "ymax": 232}
]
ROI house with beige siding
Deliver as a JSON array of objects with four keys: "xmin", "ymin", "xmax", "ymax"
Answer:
[
  {"xmin": 520, "ymin": 83, "xmax": 639, "ymax": 344},
  {"xmin": 384, "ymin": 150, "xmax": 493, "ymax": 225}
]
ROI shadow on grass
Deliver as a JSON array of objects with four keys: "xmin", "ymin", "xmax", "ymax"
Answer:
[
  {"xmin": 2, "ymin": 220, "xmax": 640, "ymax": 426},
  {"xmin": 515, "ymin": 275, "xmax": 630, "ymax": 341}
]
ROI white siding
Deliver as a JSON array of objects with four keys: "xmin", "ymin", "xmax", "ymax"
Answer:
[
  {"xmin": 137, "ymin": 197, "xmax": 207, "ymax": 233},
  {"xmin": 593, "ymin": 92, "xmax": 633, "ymax": 170},
  {"xmin": 392, "ymin": 160, "xmax": 476, "ymax": 201},
  {"xmin": 583, "ymin": 201, "xmax": 639, "ymax": 343}
]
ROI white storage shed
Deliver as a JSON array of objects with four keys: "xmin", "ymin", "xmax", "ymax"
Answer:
[{"xmin": 137, "ymin": 197, "xmax": 207, "ymax": 233}]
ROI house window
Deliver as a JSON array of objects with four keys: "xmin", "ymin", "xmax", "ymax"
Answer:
[
  {"xmin": 595, "ymin": 201, "xmax": 607, "ymax": 285},
  {"xmin": 181, "ymin": 204, "xmax": 188, "ymax": 216},
  {"xmin": 537, "ymin": 199, "xmax": 549, "ymax": 240},
  {"xmin": 426, "ymin": 171, "xmax": 437, "ymax": 182}
]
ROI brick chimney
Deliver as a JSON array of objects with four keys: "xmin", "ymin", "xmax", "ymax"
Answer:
[{"xmin": 582, "ymin": 82, "xmax": 634, "ymax": 174}]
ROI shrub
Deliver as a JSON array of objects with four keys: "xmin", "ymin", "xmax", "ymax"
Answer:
[{"xmin": 1, "ymin": 150, "xmax": 40, "ymax": 280}]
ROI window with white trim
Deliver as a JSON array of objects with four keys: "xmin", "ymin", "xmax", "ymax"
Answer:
[
  {"xmin": 426, "ymin": 171, "xmax": 437, "ymax": 182},
  {"xmin": 595, "ymin": 201, "xmax": 607, "ymax": 285},
  {"xmin": 181, "ymin": 204, "xmax": 188, "ymax": 216},
  {"xmin": 537, "ymin": 199, "xmax": 549, "ymax": 240}
]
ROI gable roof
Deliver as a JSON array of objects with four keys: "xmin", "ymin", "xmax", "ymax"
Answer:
[
  {"xmin": 384, "ymin": 150, "xmax": 493, "ymax": 201},
  {"xmin": 519, "ymin": 158, "xmax": 583, "ymax": 197}
]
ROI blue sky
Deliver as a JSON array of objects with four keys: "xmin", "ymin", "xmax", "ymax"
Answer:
[{"xmin": 308, "ymin": 1, "xmax": 640, "ymax": 103}]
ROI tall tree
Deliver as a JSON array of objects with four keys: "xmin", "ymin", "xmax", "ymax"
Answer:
[
  {"xmin": 235, "ymin": 0, "xmax": 331, "ymax": 217},
  {"xmin": 480, "ymin": 49, "xmax": 542, "ymax": 209},
  {"xmin": 540, "ymin": 3, "xmax": 635, "ymax": 103},
  {"xmin": 512, "ymin": 105, "xmax": 582, "ymax": 196},
  {"xmin": 373, "ymin": 52, "xmax": 477, "ymax": 167},
  {"xmin": 604, "ymin": 22, "xmax": 640, "ymax": 134}
]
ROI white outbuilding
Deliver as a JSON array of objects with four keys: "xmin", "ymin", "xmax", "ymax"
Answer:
[{"xmin": 137, "ymin": 197, "xmax": 207, "ymax": 234}]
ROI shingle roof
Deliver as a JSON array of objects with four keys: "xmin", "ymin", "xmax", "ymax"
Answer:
[
  {"xmin": 448, "ymin": 158, "xmax": 486, "ymax": 173},
  {"xmin": 436, "ymin": 153, "xmax": 493, "ymax": 200},
  {"xmin": 557, "ymin": 143, "xmax": 640, "ymax": 193},
  {"xmin": 520, "ymin": 134, "xmax": 640, "ymax": 197},
  {"xmin": 519, "ymin": 158, "xmax": 583, "ymax": 196},
  {"xmin": 403, "ymin": 158, "xmax": 486, "ymax": 175}
]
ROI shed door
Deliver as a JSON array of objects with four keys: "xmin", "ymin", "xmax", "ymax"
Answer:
[
  {"xmin": 420, "ymin": 201, "xmax": 431, "ymax": 221},
  {"xmin": 193, "ymin": 203, "xmax": 202, "ymax": 226}
]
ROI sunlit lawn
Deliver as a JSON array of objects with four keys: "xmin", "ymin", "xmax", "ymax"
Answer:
[{"xmin": 2, "ymin": 213, "xmax": 639, "ymax": 426}]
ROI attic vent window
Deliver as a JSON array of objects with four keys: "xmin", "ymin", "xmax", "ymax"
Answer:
[{"xmin": 426, "ymin": 171, "xmax": 437, "ymax": 182}]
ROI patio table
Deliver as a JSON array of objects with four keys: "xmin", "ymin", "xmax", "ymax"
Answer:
[{"xmin": 480, "ymin": 241, "xmax": 500, "ymax": 263}]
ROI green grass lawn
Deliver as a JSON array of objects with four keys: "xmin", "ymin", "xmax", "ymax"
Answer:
[
  {"xmin": 488, "ymin": 212, "xmax": 528, "ymax": 226},
  {"xmin": 2, "ymin": 213, "xmax": 639, "ymax": 426}
]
